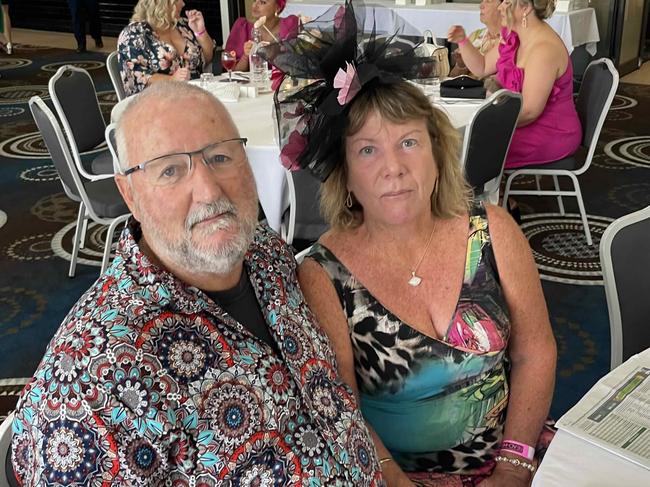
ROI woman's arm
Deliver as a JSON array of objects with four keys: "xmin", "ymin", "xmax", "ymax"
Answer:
[
  {"xmin": 483, "ymin": 205, "xmax": 556, "ymax": 486},
  {"xmin": 225, "ymin": 17, "xmax": 251, "ymax": 71},
  {"xmin": 447, "ymin": 25, "xmax": 498, "ymax": 78},
  {"xmin": 185, "ymin": 10, "xmax": 214, "ymax": 65},
  {"xmin": 517, "ymin": 42, "xmax": 563, "ymax": 127},
  {"xmin": 298, "ymin": 258, "xmax": 415, "ymax": 487}
]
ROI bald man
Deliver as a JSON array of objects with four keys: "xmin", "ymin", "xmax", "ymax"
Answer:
[{"xmin": 11, "ymin": 82, "xmax": 384, "ymax": 486}]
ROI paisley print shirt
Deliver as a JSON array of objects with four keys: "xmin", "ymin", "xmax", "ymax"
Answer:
[
  {"xmin": 117, "ymin": 20, "xmax": 204, "ymax": 96},
  {"xmin": 10, "ymin": 222, "xmax": 384, "ymax": 486}
]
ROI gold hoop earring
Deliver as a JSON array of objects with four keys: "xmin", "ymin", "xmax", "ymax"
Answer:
[{"xmin": 345, "ymin": 191, "xmax": 353, "ymax": 208}]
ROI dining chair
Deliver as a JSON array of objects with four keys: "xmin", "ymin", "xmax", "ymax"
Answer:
[
  {"xmin": 502, "ymin": 58, "xmax": 619, "ymax": 245},
  {"xmin": 281, "ymin": 169, "xmax": 329, "ymax": 246},
  {"xmin": 105, "ymin": 122, "xmax": 121, "ymax": 173},
  {"xmin": 48, "ymin": 65, "xmax": 114, "ymax": 180},
  {"xmin": 106, "ymin": 51, "xmax": 126, "ymax": 102},
  {"xmin": 29, "ymin": 96, "xmax": 130, "ymax": 277},
  {"xmin": 600, "ymin": 204, "xmax": 650, "ymax": 369},
  {"xmin": 0, "ymin": 412, "xmax": 17, "ymax": 487},
  {"xmin": 460, "ymin": 89, "xmax": 522, "ymax": 204}
]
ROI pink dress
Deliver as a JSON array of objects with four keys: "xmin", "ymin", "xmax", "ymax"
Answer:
[
  {"xmin": 496, "ymin": 28, "xmax": 582, "ymax": 169},
  {"xmin": 225, "ymin": 16, "xmax": 299, "ymax": 60}
]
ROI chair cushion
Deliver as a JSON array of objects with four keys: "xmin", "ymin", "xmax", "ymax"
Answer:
[
  {"xmin": 83, "ymin": 177, "xmax": 129, "ymax": 218},
  {"xmin": 91, "ymin": 149, "xmax": 115, "ymax": 175},
  {"xmin": 508, "ymin": 146, "xmax": 587, "ymax": 172}
]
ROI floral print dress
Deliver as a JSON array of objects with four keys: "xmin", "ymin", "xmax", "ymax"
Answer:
[
  {"xmin": 117, "ymin": 19, "xmax": 204, "ymax": 96},
  {"xmin": 307, "ymin": 203, "xmax": 512, "ymax": 484}
]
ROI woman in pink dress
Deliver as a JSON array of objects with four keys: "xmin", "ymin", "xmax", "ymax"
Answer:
[
  {"xmin": 225, "ymin": 0, "xmax": 299, "ymax": 72},
  {"xmin": 448, "ymin": 0, "xmax": 582, "ymax": 169}
]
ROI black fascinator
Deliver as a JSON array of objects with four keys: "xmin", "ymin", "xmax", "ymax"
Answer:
[{"xmin": 260, "ymin": 0, "xmax": 437, "ymax": 181}]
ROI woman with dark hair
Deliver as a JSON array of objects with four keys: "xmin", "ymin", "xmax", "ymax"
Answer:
[
  {"xmin": 225, "ymin": 0, "xmax": 299, "ymax": 72},
  {"xmin": 265, "ymin": 2, "xmax": 557, "ymax": 486}
]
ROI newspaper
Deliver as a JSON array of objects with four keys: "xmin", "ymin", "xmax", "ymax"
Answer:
[{"xmin": 557, "ymin": 348, "xmax": 650, "ymax": 471}]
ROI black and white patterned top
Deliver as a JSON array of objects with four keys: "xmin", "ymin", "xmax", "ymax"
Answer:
[{"xmin": 117, "ymin": 19, "xmax": 204, "ymax": 96}]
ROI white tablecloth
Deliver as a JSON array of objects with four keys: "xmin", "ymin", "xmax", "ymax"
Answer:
[
  {"xmin": 532, "ymin": 430, "xmax": 650, "ymax": 486},
  {"xmin": 111, "ymin": 88, "xmax": 481, "ymax": 233},
  {"xmin": 284, "ymin": 1, "xmax": 600, "ymax": 55},
  {"xmin": 533, "ymin": 347, "xmax": 650, "ymax": 486}
]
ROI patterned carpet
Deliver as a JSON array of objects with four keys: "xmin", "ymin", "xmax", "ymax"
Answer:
[{"xmin": 1, "ymin": 45, "xmax": 650, "ymax": 422}]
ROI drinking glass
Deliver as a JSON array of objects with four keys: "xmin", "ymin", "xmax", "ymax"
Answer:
[{"xmin": 221, "ymin": 50, "xmax": 237, "ymax": 83}]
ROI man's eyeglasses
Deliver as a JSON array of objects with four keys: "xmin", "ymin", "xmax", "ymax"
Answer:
[{"xmin": 123, "ymin": 137, "xmax": 248, "ymax": 187}]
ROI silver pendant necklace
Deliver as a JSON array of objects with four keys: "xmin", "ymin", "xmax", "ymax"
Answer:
[{"xmin": 408, "ymin": 221, "xmax": 437, "ymax": 287}]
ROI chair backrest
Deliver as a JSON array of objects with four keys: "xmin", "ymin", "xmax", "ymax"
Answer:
[
  {"xmin": 49, "ymin": 65, "xmax": 106, "ymax": 153},
  {"xmin": 575, "ymin": 58, "xmax": 619, "ymax": 171},
  {"xmin": 105, "ymin": 123, "xmax": 121, "ymax": 174},
  {"xmin": 0, "ymin": 413, "xmax": 15, "ymax": 487},
  {"xmin": 600, "ymin": 204, "xmax": 650, "ymax": 369},
  {"xmin": 106, "ymin": 51, "xmax": 126, "ymax": 102},
  {"xmin": 461, "ymin": 89, "xmax": 522, "ymax": 194},
  {"xmin": 29, "ymin": 96, "xmax": 96, "ymax": 215},
  {"xmin": 29, "ymin": 96, "xmax": 83, "ymax": 202},
  {"xmin": 281, "ymin": 169, "xmax": 329, "ymax": 245}
]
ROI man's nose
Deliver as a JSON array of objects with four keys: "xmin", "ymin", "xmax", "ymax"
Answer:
[{"xmin": 188, "ymin": 155, "xmax": 224, "ymax": 202}]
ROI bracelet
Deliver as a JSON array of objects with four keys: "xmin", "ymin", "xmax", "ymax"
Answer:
[
  {"xmin": 458, "ymin": 36, "xmax": 469, "ymax": 47},
  {"xmin": 500, "ymin": 439, "xmax": 535, "ymax": 461},
  {"xmin": 378, "ymin": 457, "xmax": 393, "ymax": 466},
  {"xmin": 494, "ymin": 455, "xmax": 536, "ymax": 473},
  {"xmin": 194, "ymin": 29, "xmax": 206, "ymax": 37}
]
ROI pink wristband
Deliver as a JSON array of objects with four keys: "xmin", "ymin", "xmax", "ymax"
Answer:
[
  {"xmin": 458, "ymin": 36, "xmax": 469, "ymax": 47},
  {"xmin": 500, "ymin": 440, "xmax": 535, "ymax": 461},
  {"xmin": 194, "ymin": 29, "xmax": 206, "ymax": 37}
]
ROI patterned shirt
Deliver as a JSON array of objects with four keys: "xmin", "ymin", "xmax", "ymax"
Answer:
[
  {"xmin": 117, "ymin": 19, "xmax": 204, "ymax": 96},
  {"xmin": 11, "ymin": 221, "xmax": 384, "ymax": 486}
]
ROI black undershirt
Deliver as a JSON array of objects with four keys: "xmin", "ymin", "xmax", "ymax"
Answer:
[{"xmin": 204, "ymin": 269, "xmax": 278, "ymax": 354}]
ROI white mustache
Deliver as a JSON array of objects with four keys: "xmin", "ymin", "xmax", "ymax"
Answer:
[{"xmin": 185, "ymin": 199, "xmax": 237, "ymax": 231}]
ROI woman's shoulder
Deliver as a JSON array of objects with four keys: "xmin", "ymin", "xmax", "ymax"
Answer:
[
  {"xmin": 232, "ymin": 16, "xmax": 253, "ymax": 32},
  {"xmin": 118, "ymin": 21, "xmax": 153, "ymax": 45}
]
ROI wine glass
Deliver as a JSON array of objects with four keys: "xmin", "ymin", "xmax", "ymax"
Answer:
[{"xmin": 221, "ymin": 50, "xmax": 237, "ymax": 83}]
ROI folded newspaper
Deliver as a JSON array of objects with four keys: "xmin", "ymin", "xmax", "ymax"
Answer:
[{"xmin": 557, "ymin": 348, "xmax": 650, "ymax": 471}]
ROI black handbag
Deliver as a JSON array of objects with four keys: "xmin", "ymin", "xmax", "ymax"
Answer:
[{"xmin": 440, "ymin": 75, "xmax": 486, "ymax": 99}]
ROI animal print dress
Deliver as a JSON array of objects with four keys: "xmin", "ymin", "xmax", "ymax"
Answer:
[{"xmin": 307, "ymin": 203, "xmax": 511, "ymax": 483}]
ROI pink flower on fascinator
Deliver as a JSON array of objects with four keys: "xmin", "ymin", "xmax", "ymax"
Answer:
[
  {"xmin": 280, "ymin": 130, "xmax": 307, "ymax": 170},
  {"xmin": 333, "ymin": 62, "xmax": 361, "ymax": 106}
]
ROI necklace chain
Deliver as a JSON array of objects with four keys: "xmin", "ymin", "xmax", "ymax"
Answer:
[{"xmin": 408, "ymin": 220, "xmax": 437, "ymax": 287}]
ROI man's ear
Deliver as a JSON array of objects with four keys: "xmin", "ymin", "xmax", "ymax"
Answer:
[{"xmin": 114, "ymin": 174, "xmax": 140, "ymax": 221}]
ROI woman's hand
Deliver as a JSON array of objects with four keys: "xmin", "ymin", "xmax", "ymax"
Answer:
[
  {"xmin": 243, "ymin": 40, "xmax": 254, "ymax": 57},
  {"xmin": 172, "ymin": 67, "xmax": 190, "ymax": 81},
  {"xmin": 447, "ymin": 25, "xmax": 467, "ymax": 45},
  {"xmin": 186, "ymin": 9, "xmax": 206, "ymax": 35}
]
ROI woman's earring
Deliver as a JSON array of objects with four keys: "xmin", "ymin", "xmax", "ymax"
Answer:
[
  {"xmin": 522, "ymin": 12, "xmax": 528, "ymax": 28},
  {"xmin": 345, "ymin": 191, "xmax": 353, "ymax": 208}
]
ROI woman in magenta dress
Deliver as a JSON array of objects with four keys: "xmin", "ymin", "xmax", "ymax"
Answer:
[
  {"xmin": 448, "ymin": 0, "xmax": 582, "ymax": 169},
  {"xmin": 225, "ymin": 0, "xmax": 299, "ymax": 72}
]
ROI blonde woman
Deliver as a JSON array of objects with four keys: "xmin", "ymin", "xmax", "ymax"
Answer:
[
  {"xmin": 117, "ymin": 0, "xmax": 214, "ymax": 96},
  {"xmin": 448, "ymin": 0, "xmax": 581, "ymax": 169}
]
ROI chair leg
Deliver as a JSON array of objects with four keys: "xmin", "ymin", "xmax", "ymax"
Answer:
[
  {"xmin": 552, "ymin": 175, "xmax": 565, "ymax": 215},
  {"xmin": 69, "ymin": 203, "xmax": 85, "ymax": 277},
  {"xmin": 100, "ymin": 216, "xmax": 128, "ymax": 274},
  {"xmin": 535, "ymin": 175, "xmax": 541, "ymax": 191},
  {"xmin": 502, "ymin": 173, "xmax": 515, "ymax": 208},
  {"xmin": 568, "ymin": 173, "xmax": 592, "ymax": 246},
  {"xmin": 79, "ymin": 218, "xmax": 89, "ymax": 249}
]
